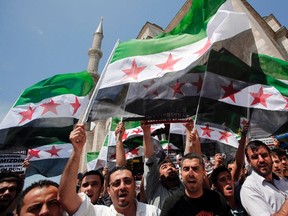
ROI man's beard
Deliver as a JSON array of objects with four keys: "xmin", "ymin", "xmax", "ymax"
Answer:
[
  {"xmin": 0, "ymin": 202, "xmax": 11, "ymax": 213},
  {"xmin": 160, "ymin": 172, "xmax": 179, "ymax": 188}
]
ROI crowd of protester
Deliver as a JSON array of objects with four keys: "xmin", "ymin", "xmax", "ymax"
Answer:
[{"xmin": 1, "ymin": 120, "xmax": 288, "ymax": 216}]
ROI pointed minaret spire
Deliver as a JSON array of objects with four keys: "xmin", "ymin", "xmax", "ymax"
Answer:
[
  {"xmin": 87, "ymin": 17, "xmax": 104, "ymax": 83},
  {"xmin": 95, "ymin": 16, "xmax": 103, "ymax": 35}
]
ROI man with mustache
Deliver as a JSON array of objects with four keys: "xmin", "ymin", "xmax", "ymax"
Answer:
[
  {"xmin": 160, "ymin": 153, "xmax": 230, "ymax": 216},
  {"xmin": 240, "ymin": 140, "xmax": 288, "ymax": 215},
  {"xmin": 141, "ymin": 121, "xmax": 183, "ymax": 209},
  {"xmin": 58, "ymin": 124, "xmax": 160, "ymax": 216},
  {"xmin": 141, "ymin": 119, "xmax": 201, "ymax": 209}
]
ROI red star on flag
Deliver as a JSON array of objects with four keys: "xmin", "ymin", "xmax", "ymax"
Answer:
[
  {"xmin": 200, "ymin": 125, "xmax": 214, "ymax": 137},
  {"xmin": 40, "ymin": 99, "xmax": 61, "ymax": 115},
  {"xmin": 283, "ymin": 96, "xmax": 288, "ymax": 109},
  {"xmin": 122, "ymin": 59, "xmax": 146, "ymax": 80},
  {"xmin": 126, "ymin": 148, "xmax": 139, "ymax": 157},
  {"xmin": 194, "ymin": 39, "xmax": 211, "ymax": 55},
  {"xmin": 192, "ymin": 75, "xmax": 203, "ymax": 93},
  {"xmin": 219, "ymin": 131, "xmax": 232, "ymax": 143},
  {"xmin": 132, "ymin": 128, "xmax": 142, "ymax": 135},
  {"xmin": 250, "ymin": 87, "xmax": 273, "ymax": 107},
  {"xmin": 171, "ymin": 80, "xmax": 185, "ymax": 97},
  {"xmin": 70, "ymin": 97, "xmax": 81, "ymax": 115},
  {"xmin": 155, "ymin": 53, "xmax": 182, "ymax": 71},
  {"xmin": 45, "ymin": 145, "xmax": 62, "ymax": 157},
  {"xmin": 28, "ymin": 149, "xmax": 41, "ymax": 160},
  {"xmin": 19, "ymin": 106, "xmax": 36, "ymax": 124},
  {"xmin": 221, "ymin": 81, "xmax": 238, "ymax": 103},
  {"xmin": 122, "ymin": 131, "xmax": 129, "ymax": 141}
]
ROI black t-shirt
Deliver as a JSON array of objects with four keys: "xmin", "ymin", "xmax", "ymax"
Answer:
[{"xmin": 161, "ymin": 189, "xmax": 231, "ymax": 216}]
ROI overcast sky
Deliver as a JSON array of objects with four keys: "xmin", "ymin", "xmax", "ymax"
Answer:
[{"xmin": 1, "ymin": 0, "xmax": 287, "ymax": 122}]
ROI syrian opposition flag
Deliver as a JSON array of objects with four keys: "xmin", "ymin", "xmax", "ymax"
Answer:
[
  {"xmin": 170, "ymin": 122, "xmax": 240, "ymax": 147},
  {"xmin": 161, "ymin": 140, "xmax": 179, "ymax": 151},
  {"xmin": 168, "ymin": 121, "xmax": 238, "ymax": 159},
  {"xmin": 125, "ymin": 146, "xmax": 144, "ymax": 160},
  {"xmin": 249, "ymin": 53, "xmax": 288, "ymax": 137},
  {"xmin": 0, "ymin": 71, "xmax": 94, "ymax": 150},
  {"xmin": 88, "ymin": 117, "xmax": 165, "ymax": 168},
  {"xmin": 197, "ymin": 49, "xmax": 288, "ymax": 141},
  {"xmin": 86, "ymin": 137, "xmax": 143, "ymax": 169},
  {"xmin": 88, "ymin": 0, "xmax": 252, "ymax": 121},
  {"xmin": 25, "ymin": 142, "xmax": 73, "ymax": 177},
  {"xmin": 195, "ymin": 123, "xmax": 239, "ymax": 148},
  {"xmin": 105, "ymin": 117, "xmax": 164, "ymax": 147},
  {"xmin": 108, "ymin": 118, "xmax": 164, "ymax": 161},
  {"xmin": 86, "ymin": 151, "xmax": 106, "ymax": 171}
]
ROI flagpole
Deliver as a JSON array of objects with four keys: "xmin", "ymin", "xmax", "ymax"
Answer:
[
  {"xmin": 191, "ymin": 66, "xmax": 207, "ymax": 147},
  {"xmin": 246, "ymin": 105, "xmax": 251, "ymax": 140},
  {"xmin": 189, "ymin": 100, "xmax": 201, "ymax": 147},
  {"xmin": 79, "ymin": 39, "xmax": 120, "ymax": 125}
]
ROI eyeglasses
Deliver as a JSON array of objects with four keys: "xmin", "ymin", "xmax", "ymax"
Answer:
[{"xmin": 109, "ymin": 177, "xmax": 133, "ymax": 189}]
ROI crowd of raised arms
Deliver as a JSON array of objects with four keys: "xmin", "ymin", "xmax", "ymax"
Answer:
[{"xmin": 1, "ymin": 120, "xmax": 288, "ymax": 216}]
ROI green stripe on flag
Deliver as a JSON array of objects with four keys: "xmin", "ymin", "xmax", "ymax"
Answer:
[
  {"xmin": 252, "ymin": 53, "xmax": 288, "ymax": 80},
  {"xmin": 252, "ymin": 53, "xmax": 288, "ymax": 97},
  {"xmin": 266, "ymin": 76, "xmax": 288, "ymax": 98},
  {"xmin": 87, "ymin": 152, "xmax": 99, "ymax": 163},
  {"xmin": 110, "ymin": 117, "xmax": 122, "ymax": 131},
  {"xmin": 112, "ymin": 35, "xmax": 204, "ymax": 63},
  {"xmin": 15, "ymin": 71, "xmax": 94, "ymax": 106},
  {"xmin": 160, "ymin": 0, "xmax": 225, "ymax": 37},
  {"xmin": 103, "ymin": 135, "xmax": 109, "ymax": 147},
  {"xmin": 110, "ymin": 117, "xmax": 141, "ymax": 131},
  {"xmin": 111, "ymin": 0, "xmax": 226, "ymax": 63},
  {"xmin": 207, "ymin": 49, "xmax": 288, "ymax": 98}
]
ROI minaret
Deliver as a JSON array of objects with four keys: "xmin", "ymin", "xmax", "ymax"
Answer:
[
  {"xmin": 79, "ymin": 18, "xmax": 108, "ymax": 172},
  {"xmin": 87, "ymin": 17, "xmax": 103, "ymax": 83}
]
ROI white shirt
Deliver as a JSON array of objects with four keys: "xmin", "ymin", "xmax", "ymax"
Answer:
[
  {"xmin": 240, "ymin": 170, "xmax": 288, "ymax": 216},
  {"xmin": 74, "ymin": 193, "xmax": 161, "ymax": 216}
]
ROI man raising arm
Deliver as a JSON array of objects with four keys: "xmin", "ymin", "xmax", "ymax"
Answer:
[
  {"xmin": 59, "ymin": 124, "xmax": 160, "ymax": 216},
  {"xmin": 58, "ymin": 124, "xmax": 86, "ymax": 215}
]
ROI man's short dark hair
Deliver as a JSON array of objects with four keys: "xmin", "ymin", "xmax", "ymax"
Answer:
[
  {"xmin": 211, "ymin": 165, "xmax": 230, "ymax": 185},
  {"xmin": 106, "ymin": 166, "xmax": 133, "ymax": 186},
  {"xmin": 180, "ymin": 153, "xmax": 205, "ymax": 169},
  {"xmin": 0, "ymin": 173, "xmax": 24, "ymax": 194},
  {"xmin": 271, "ymin": 148, "xmax": 287, "ymax": 158},
  {"xmin": 158, "ymin": 158, "xmax": 176, "ymax": 169},
  {"xmin": 80, "ymin": 170, "xmax": 104, "ymax": 187},
  {"xmin": 16, "ymin": 180, "xmax": 59, "ymax": 214},
  {"xmin": 245, "ymin": 140, "xmax": 271, "ymax": 162}
]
